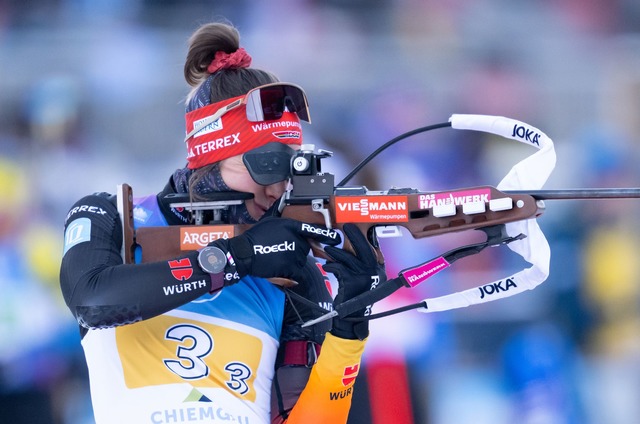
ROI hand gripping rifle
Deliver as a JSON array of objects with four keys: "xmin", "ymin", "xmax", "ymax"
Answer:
[{"xmin": 118, "ymin": 114, "xmax": 640, "ymax": 326}]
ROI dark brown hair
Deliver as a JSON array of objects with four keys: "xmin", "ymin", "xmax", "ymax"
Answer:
[
  {"xmin": 184, "ymin": 22, "xmax": 278, "ymax": 103},
  {"xmin": 183, "ymin": 22, "xmax": 280, "ymax": 199}
]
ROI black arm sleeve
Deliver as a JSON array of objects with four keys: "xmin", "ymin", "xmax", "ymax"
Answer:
[{"xmin": 59, "ymin": 193, "xmax": 212, "ymax": 333}]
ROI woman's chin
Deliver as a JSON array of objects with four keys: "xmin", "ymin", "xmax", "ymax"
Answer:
[{"xmin": 248, "ymin": 207, "xmax": 265, "ymax": 221}]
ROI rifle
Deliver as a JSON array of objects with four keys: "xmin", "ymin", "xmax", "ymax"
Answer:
[{"xmin": 118, "ymin": 114, "xmax": 640, "ymax": 324}]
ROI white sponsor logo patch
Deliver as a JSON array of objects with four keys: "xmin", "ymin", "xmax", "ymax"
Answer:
[
  {"xmin": 63, "ymin": 218, "xmax": 91, "ymax": 254},
  {"xmin": 193, "ymin": 116, "xmax": 223, "ymax": 137}
]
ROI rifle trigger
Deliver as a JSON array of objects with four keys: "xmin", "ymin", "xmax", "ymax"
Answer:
[{"xmin": 312, "ymin": 199, "xmax": 332, "ymax": 229}]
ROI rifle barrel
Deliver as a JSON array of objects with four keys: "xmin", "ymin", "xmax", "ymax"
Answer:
[{"xmin": 504, "ymin": 188, "xmax": 640, "ymax": 200}]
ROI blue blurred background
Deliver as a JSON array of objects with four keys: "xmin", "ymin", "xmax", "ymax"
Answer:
[{"xmin": 2, "ymin": 1, "xmax": 640, "ymax": 423}]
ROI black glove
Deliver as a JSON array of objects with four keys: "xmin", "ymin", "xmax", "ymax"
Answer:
[
  {"xmin": 323, "ymin": 224, "xmax": 387, "ymax": 340},
  {"xmin": 211, "ymin": 217, "xmax": 341, "ymax": 284}
]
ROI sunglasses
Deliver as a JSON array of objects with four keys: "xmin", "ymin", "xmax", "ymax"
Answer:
[{"xmin": 185, "ymin": 82, "xmax": 310, "ymax": 142}]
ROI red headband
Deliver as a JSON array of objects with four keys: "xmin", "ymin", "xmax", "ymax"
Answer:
[
  {"xmin": 207, "ymin": 48, "xmax": 252, "ymax": 73},
  {"xmin": 185, "ymin": 96, "xmax": 303, "ymax": 169}
]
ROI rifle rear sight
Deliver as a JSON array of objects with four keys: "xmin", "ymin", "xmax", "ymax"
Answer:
[{"xmin": 287, "ymin": 144, "xmax": 335, "ymax": 203}]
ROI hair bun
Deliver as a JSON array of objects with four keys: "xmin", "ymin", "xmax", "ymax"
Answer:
[
  {"xmin": 207, "ymin": 48, "xmax": 252, "ymax": 74},
  {"xmin": 184, "ymin": 23, "xmax": 241, "ymax": 87}
]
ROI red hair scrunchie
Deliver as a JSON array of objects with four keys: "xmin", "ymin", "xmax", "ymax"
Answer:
[{"xmin": 207, "ymin": 47, "xmax": 252, "ymax": 73}]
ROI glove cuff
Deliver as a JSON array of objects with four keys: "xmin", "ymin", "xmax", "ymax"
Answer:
[
  {"xmin": 331, "ymin": 317, "xmax": 369, "ymax": 341},
  {"xmin": 226, "ymin": 235, "xmax": 254, "ymax": 277},
  {"xmin": 208, "ymin": 272, "xmax": 225, "ymax": 294}
]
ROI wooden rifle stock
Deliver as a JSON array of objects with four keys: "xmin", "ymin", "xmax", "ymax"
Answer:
[
  {"xmin": 121, "ymin": 185, "xmax": 542, "ymax": 265},
  {"xmin": 117, "ymin": 183, "xmax": 135, "ymax": 264}
]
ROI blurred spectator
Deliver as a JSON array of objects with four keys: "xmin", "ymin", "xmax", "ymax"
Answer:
[
  {"xmin": 0, "ymin": 157, "xmax": 90, "ymax": 424},
  {"xmin": 500, "ymin": 324, "xmax": 583, "ymax": 424}
]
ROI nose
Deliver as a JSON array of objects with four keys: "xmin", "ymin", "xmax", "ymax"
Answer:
[{"xmin": 264, "ymin": 180, "xmax": 288, "ymax": 202}]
